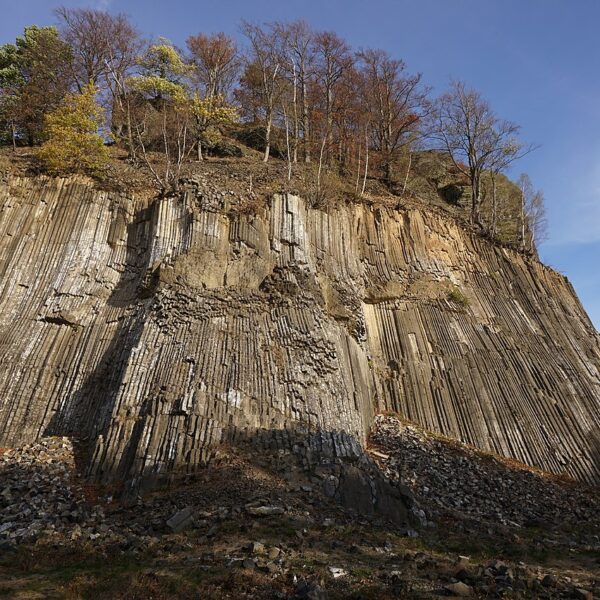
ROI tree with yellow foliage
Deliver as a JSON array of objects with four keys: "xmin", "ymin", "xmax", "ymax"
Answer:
[
  {"xmin": 127, "ymin": 40, "xmax": 237, "ymax": 189},
  {"xmin": 191, "ymin": 93, "xmax": 237, "ymax": 160},
  {"xmin": 38, "ymin": 83, "xmax": 108, "ymax": 176},
  {"xmin": 127, "ymin": 40, "xmax": 192, "ymax": 191}
]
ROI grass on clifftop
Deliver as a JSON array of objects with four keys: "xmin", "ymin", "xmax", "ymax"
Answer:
[{"xmin": 0, "ymin": 131, "xmax": 525, "ymax": 250}]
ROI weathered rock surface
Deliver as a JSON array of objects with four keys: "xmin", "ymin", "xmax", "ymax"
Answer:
[{"xmin": 0, "ymin": 175, "xmax": 598, "ymax": 490}]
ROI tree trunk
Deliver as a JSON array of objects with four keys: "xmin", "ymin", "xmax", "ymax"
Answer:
[
  {"xmin": 355, "ymin": 143, "xmax": 362, "ymax": 194},
  {"xmin": 302, "ymin": 76, "xmax": 310, "ymax": 163},
  {"xmin": 491, "ymin": 175, "xmax": 497, "ymax": 239},
  {"xmin": 471, "ymin": 173, "xmax": 482, "ymax": 227},
  {"xmin": 291, "ymin": 62, "xmax": 299, "ymax": 164},
  {"xmin": 163, "ymin": 125, "xmax": 170, "ymax": 190},
  {"xmin": 520, "ymin": 185, "xmax": 526, "ymax": 252},
  {"xmin": 317, "ymin": 135, "xmax": 327, "ymax": 195},
  {"xmin": 361, "ymin": 127, "xmax": 369, "ymax": 197},
  {"xmin": 283, "ymin": 105, "xmax": 292, "ymax": 181},
  {"xmin": 338, "ymin": 136, "xmax": 345, "ymax": 174},
  {"xmin": 326, "ymin": 87, "xmax": 333, "ymax": 162},
  {"xmin": 263, "ymin": 110, "xmax": 272, "ymax": 162},
  {"xmin": 384, "ymin": 153, "xmax": 393, "ymax": 188},
  {"xmin": 401, "ymin": 152, "xmax": 412, "ymax": 196},
  {"xmin": 125, "ymin": 97, "xmax": 136, "ymax": 161},
  {"xmin": 383, "ymin": 121, "xmax": 394, "ymax": 187}
]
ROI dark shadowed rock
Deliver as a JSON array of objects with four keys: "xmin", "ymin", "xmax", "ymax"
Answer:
[{"xmin": 166, "ymin": 507, "xmax": 194, "ymax": 533}]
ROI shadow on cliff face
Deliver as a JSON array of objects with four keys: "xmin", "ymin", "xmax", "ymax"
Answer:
[
  {"xmin": 101, "ymin": 423, "xmax": 419, "ymax": 529},
  {"xmin": 43, "ymin": 200, "xmax": 158, "ymax": 480},
  {"xmin": 40, "ymin": 193, "xmax": 395, "ymax": 522},
  {"xmin": 591, "ymin": 428, "xmax": 600, "ymax": 483}
]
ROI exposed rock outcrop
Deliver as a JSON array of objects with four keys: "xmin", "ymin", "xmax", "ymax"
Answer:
[{"xmin": 0, "ymin": 175, "xmax": 598, "ymax": 490}]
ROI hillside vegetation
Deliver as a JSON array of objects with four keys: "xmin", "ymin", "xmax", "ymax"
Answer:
[{"xmin": 1, "ymin": 10, "xmax": 545, "ymax": 252}]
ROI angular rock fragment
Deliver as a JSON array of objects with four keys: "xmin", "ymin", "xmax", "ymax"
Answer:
[
  {"xmin": 166, "ymin": 507, "xmax": 194, "ymax": 533},
  {"xmin": 246, "ymin": 505, "xmax": 285, "ymax": 517},
  {"xmin": 444, "ymin": 581, "xmax": 473, "ymax": 596}
]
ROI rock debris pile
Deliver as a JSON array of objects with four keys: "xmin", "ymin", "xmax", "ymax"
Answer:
[
  {"xmin": 0, "ymin": 430, "xmax": 598, "ymax": 598},
  {"xmin": 371, "ymin": 415, "xmax": 600, "ymax": 541},
  {"xmin": 0, "ymin": 438, "xmax": 89, "ymax": 544}
]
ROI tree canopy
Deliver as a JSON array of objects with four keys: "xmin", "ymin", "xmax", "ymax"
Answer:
[
  {"xmin": 37, "ymin": 82, "xmax": 109, "ymax": 175},
  {"xmin": 0, "ymin": 13, "xmax": 544, "ymax": 250}
]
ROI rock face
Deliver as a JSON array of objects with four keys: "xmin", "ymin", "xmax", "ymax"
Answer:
[{"xmin": 0, "ymin": 175, "xmax": 598, "ymax": 489}]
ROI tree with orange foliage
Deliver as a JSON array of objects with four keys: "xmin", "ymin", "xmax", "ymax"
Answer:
[
  {"xmin": 357, "ymin": 49, "xmax": 429, "ymax": 188},
  {"xmin": 186, "ymin": 32, "xmax": 239, "ymax": 101}
]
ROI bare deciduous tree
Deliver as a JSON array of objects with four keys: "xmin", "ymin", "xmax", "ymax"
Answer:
[
  {"xmin": 55, "ymin": 7, "xmax": 140, "ymax": 92},
  {"xmin": 357, "ymin": 48, "xmax": 429, "ymax": 187},
  {"xmin": 55, "ymin": 6, "xmax": 142, "ymax": 147},
  {"xmin": 433, "ymin": 80, "xmax": 533, "ymax": 227},
  {"xmin": 486, "ymin": 146, "xmax": 524, "ymax": 239},
  {"xmin": 517, "ymin": 173, "xmax": 548, "ymax": 252},
  {"xmin": 273, "ymin": 20, "xmax": 314, "ymax": 163},
  {"xmin": 240, "ymin": 21, "xmax": 285, "ymax": 162},
  {"xmin": 313, "ymin": 31, "xmax": 352, "ymax": 162}
]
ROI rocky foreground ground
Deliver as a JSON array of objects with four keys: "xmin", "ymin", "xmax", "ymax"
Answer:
[{"xmin": 0, "ymin": 416, "xmax": 598, "ymax": 599}]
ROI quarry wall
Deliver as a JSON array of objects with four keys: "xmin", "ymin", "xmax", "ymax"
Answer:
[{"xmin": 0, "ymin": 176, "xmax": 598, "ymax": 488}]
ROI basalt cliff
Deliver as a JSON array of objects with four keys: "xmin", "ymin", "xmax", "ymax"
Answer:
[{"xmin": 0, "ymin": 173, "xmax": 598, "ymax": 493}]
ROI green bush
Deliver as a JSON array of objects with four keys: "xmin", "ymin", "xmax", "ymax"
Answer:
[{"xmin": 447, "ymin": 287, "xmax": 470, "ymax": 308}]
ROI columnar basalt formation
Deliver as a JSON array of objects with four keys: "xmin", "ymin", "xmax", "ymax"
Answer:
[{"xmin": 0, "ymin": 175, "xmax": 598, "ymax": 490}]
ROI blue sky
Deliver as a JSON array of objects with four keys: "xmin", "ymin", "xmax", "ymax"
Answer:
[{"xmin": 2, "ymin": 0, "xmax": 599, "ymax": 328}]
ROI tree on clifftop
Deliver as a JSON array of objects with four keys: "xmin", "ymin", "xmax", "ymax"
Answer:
[
  {"xmin": 37, "ymin": 83, "xmax": 109, "ymax": 176},
  {"xmin": 239, "ymin": 21, "xmax": 285, "ymax": 162},
  {"xmin": 127, "ymin": 40, "xmax": 195, "ymax": 191},
  {"xmin": 517, "ymin": 173, "xmax": 548, "ymax": 253},
  {"xmin": 0, "ymin": 26, "xmax": 72, "ymax": 146},
  {"xmin": 186, "ymin": 32, "xmax": 239, "ymax": 160},
  {"xmin": 357, "ymin": 48, "xmax": 429, "ymax": 188},
  {"xmin": 186, "ymin": 32, "xmax": 239, "ymax": 101},
  {"xmin": 433, "ymin": 81, "xmax": 533, "ymax": 228},
  {"xmin": 54, "ymin": 6, "xmax": 142, "ymax": 140},
  {"xmin": 190, "ymin": 93, "xmax": 237, "ymax": 160}
]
